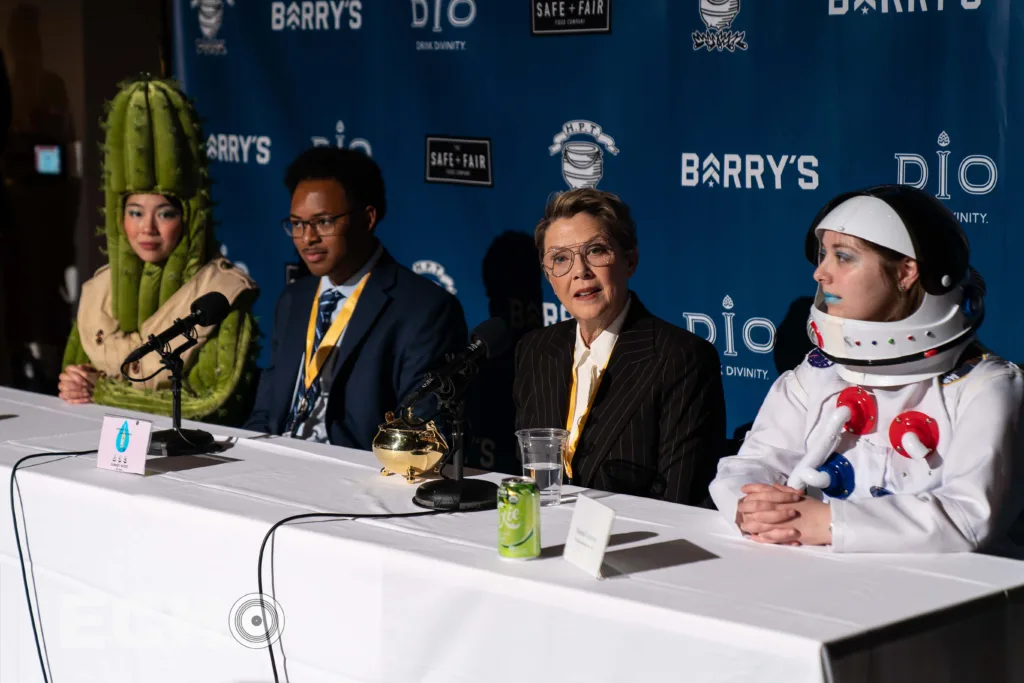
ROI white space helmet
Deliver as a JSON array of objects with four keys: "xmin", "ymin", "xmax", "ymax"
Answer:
[{"xmin": 805, "ymin": 185, "xmax": 985, "ymax": 386}]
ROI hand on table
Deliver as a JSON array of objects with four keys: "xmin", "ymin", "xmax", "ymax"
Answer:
[
  {"xmin": 737, "ymin": 483, "xmax": 832, "ymax": 547},
  {"xmin": 58, "ymin": 364, "xmax": 100, "ymax": 405}
]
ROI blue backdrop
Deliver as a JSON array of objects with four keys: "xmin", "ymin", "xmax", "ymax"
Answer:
[{"xmin": 173, "ymin": 0, "xmax": 1021, "ymax": 469}]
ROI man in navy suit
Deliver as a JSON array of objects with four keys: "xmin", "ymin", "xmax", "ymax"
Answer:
[{"xmin": 244, "ymin": 147, "xmax": 468, "ymax": 449}]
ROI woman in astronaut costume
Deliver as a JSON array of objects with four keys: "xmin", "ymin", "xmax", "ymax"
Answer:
[{"xmin": 709, "ymin": 184, "xmax": 1024, "ymax": 554}]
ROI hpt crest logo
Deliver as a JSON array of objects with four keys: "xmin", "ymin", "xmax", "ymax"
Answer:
[
  {"xmin": 412, "ymin": 260, "xmax": 457, "ymax": 295},
  {"xmin": 693, "ymin": 0, "xmax": 748, "ymax": 52},
  {"xmin": 191, "ymin": 0, "xmax": 234, "ymax": 55},
  {"xmin": 549, "ymin": 120, "xmax": 618, "ymax": 190}
]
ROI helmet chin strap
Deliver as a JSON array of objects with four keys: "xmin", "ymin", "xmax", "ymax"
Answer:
[
  {"xmin": 833, "ymin": 337, "xmax": 976, "ymax": 388},
  {"xmin": 815, "ymin": 310, "xmax": 983, "ymax": 369}
]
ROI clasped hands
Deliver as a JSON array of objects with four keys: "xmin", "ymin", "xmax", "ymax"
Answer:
[
  {"xmin": 736, "ymin": 483, "xmax": 832, "ymax": 546},
  {"xmin": 58, "ymin": 364, "xmax": 101, "ymax": 404}
]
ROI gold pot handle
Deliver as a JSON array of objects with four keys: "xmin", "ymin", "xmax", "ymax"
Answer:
[{"xmin": 424, "ymin": 420, "xmax": 449, "ymax": 456}]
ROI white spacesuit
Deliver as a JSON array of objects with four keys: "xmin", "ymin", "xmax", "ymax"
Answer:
[{"xmin": 709, "ymin": 185, "xmax": 1024, "ymax": 554}]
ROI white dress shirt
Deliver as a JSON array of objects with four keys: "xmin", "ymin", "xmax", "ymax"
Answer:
[
  {"xmin": 291, "ymin": 244, "xmax": 383, "ymax": 443},
  {"xmin": 568, "ymin": 298, "xmax": 632, "ymax": 450}
]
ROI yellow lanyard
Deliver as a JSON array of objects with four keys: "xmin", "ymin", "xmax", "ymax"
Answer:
[
  {"xmin": 303, "ymin": 273, "xmax": 371, "ymax": 390},
  {"xmin": 563, "ymin": 353, "xmax": 612, "ymax": 479}
]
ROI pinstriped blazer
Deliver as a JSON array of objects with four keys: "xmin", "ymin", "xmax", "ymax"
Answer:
[{"xmin": 513, "ymin": 294, "xmax": 727, "ymax": 505}]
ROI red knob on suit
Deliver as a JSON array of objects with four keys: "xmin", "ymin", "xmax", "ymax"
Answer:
[
  {"xmin": 889, "ymin": 411, "xmax": 939, "ymax": 459},
  {"xmin": 836, "ymin": 386, "xmax": 877, "ymax": 435}
]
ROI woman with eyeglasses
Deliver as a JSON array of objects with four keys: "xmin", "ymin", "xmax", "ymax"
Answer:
[
  {"xmin": 513, "ymin": 188, "xmax": 727, "ymax": 504},
  {"xmin": 58, "ymin": 76, "xmax": 260, "ymax": 424}
]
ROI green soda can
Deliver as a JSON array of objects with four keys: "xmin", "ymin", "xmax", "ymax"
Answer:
[{"xmin": 497, "ymin": 476, "xmax": 541, "ymax": 560}]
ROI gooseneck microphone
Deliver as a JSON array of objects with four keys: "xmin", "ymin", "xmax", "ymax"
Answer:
[
  {"xmin": 408, "ymin": 317, "xmax": 512, "ymax": 512},
  {"xmin": 120, "ymin": 291, "xmax": 233, "ymax": 457},
  {"xmin": 398, "ymin": 317, "xmax": 511, "ymax": 415},
  {"xmin": 123, "ymin": 292, "xmax": 232, "ymax": 366}
]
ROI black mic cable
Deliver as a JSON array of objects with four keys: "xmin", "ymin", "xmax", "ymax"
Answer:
[
  {"xmin": 10, "ymin": 447, "xmax": 474, "ymax": 683},
  {"xmin": 9, "ymin": 448, "xmax": 99, "ymax": 683},
  {"xmin": 256, "ymin": 508, "xmax": 462, "ymax": 683}
]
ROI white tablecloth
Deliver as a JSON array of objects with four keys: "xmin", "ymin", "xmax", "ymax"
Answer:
[{"xmin": 1, "ymin": 387, "xmax": 1023, "ymax": 683}]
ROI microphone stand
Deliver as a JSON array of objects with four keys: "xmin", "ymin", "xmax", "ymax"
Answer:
[
  {"xmin": 122, "ymin": 325, "xmax": 217, "ymax": 457},
  {"xmin": 412, "ymin": 372, "xmax": 498, "ymax": 512}
]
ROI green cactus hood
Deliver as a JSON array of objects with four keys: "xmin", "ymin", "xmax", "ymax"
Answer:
[{"xmin": 101, "ymin": 76, "xmax": 216, "ymax": 334}]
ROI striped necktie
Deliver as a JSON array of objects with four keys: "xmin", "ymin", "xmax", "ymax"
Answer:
[
  {"xmin": 312, "ymin": 289, "xmax": 343, "ymax": 354},
  {"xmin": 285, "ymin": 288, "xmax": 344, "ymax": 434}
]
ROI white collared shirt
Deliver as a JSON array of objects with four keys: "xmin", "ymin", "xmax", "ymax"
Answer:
[
  {"xmin": 291, "ymin": 244, "xmax": 384, "ymax": 443},
  {"xmin": 568, "ymin": 298, "xmax": 632, "ymax": 449}
]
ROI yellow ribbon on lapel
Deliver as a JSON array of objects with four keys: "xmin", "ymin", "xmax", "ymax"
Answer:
[
  {"xmin": 303, "ymin": 273, "xmax": 371, "ymax": 390},
  {"xmin": 563, "ymin": 355, "xmax": 612, "ymax": 479}
]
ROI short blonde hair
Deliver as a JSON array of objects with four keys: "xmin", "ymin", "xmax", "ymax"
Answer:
[{"xmin": 534, "ymin": 188, "xmax": 638, "ymax": 257}]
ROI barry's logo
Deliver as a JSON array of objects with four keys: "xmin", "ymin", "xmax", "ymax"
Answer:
[
  {"xmin": 681, "ymin": 152, "xmax": 820, "ymax": 190},
  {"xmin": 205, "ymin": 133, "xmax": 272, "ymax": 165},
  {"xmin": 549, "ymin": 120, "xmax": 619, "ymax": 190},
  {"xmin": 270, "ymin": 1, "xmax": 363, "ymax": 30},
  {"xmin": 692, "ymin": 0, "xmax": 748, "ymax": 52},
  {"xmin": 829, "ymin": 0, "xmax": 983, "ymax": 15}
]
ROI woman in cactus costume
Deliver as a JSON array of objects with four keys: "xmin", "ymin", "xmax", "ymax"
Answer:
[{"xmin": 57, "ymin": 76, "xmax": 259, "ymax": 425}]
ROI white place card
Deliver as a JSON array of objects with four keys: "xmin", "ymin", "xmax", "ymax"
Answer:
[
  {"xmin": 563, "ymin": 494, "xmax": 616, "ymax": 579},
  {"xmin": 97, "ymin": 416, "xmax": 153, "ymax": 475}
]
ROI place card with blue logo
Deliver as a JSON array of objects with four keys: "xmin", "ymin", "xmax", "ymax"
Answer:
[{"xmin": 97, "ymin": 416, "xmax": 153, "ymax": 475}]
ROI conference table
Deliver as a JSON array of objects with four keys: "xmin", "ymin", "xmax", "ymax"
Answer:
[{"xmin": 1, "ymin": 387, "xmax": 1023, "ymax": 683}]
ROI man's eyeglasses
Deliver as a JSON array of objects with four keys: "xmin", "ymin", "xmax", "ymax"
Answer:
[
  {"xmin": 282, "ymin": 208, "xmax": 362, "ymax": 238},
  {"xmin": 542, "ymin": 239, "xmax": 617, "ymax": 278}
]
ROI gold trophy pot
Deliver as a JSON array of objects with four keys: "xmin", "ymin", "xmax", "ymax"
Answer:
[{"xmin": 372, "ymin": 411, "xmax": 449, "ymax": 483}]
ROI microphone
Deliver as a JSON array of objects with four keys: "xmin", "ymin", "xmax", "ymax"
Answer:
[
  {"xmin": 119, "ymin": 291, "xmax": 232, "ymax": 459},
  {"xmin": 398, "ymin": 317, "xmax": 510, "ymax": 414},
  {"xmin": 410, "ymin": 317, "xmax": 510, "ymax": 513},
  {"xmin": 123, "ymin": 292, "xmax": 232, "ymax": 365}
]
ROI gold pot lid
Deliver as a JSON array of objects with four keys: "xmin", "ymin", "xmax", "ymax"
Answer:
[{"xmin": 379, "ymin": 407, "xmax": 433, "ymax": 433}]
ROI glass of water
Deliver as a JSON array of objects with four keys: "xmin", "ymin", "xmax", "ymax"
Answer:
[{"xmin": 515, "ymin": 428, "xmax": 569, "ymax": 506}]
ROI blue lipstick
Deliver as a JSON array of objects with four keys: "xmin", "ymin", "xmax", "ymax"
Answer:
[{"xmin": 824, "ymin": 293, "xmax": 842, "ymax": 305}]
